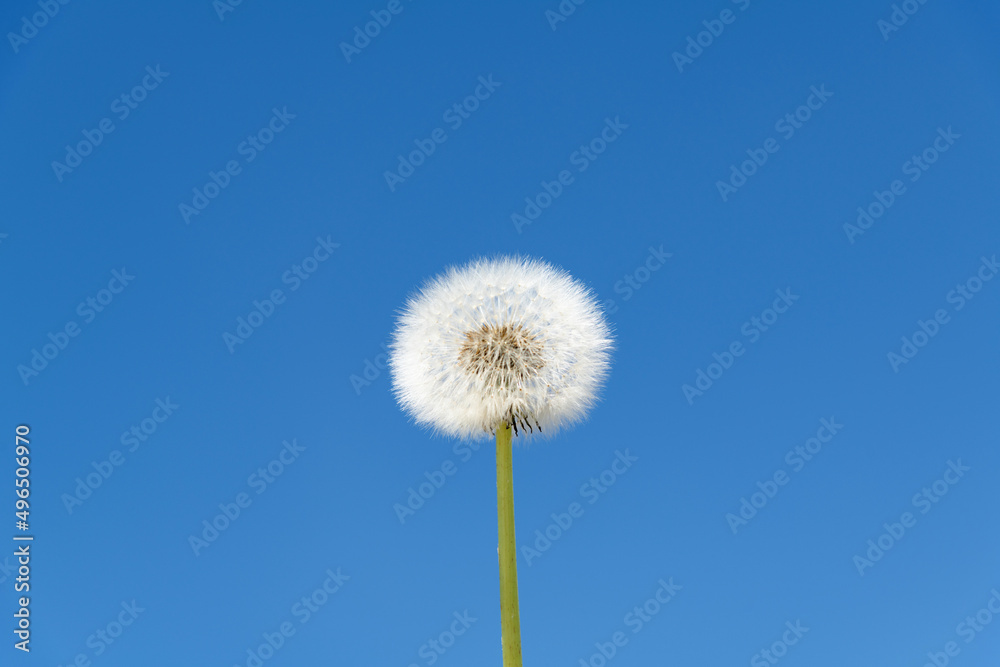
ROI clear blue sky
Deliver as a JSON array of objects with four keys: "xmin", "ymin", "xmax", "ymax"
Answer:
[{"xmin": 2, "ymin": 1, "xmax": 999, "ymax": 665}]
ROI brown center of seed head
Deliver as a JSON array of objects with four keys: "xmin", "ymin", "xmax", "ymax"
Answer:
[
  {"xmin": 459, "ymin": 322, "xmax": 545, "ymax": 383},
  {"xmin": 458, "ymin": 323, "xmax": 546, "ymax": 434}
]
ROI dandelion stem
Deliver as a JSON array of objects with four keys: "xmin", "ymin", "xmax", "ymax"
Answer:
[{"xmin": 496, "ymin": 422, "xmax": 524, "ymax": 667}]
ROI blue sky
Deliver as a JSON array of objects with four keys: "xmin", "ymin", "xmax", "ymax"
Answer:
[{"xmin": 2, "ymin": 1, "xmax": 999, "ymax": 665}]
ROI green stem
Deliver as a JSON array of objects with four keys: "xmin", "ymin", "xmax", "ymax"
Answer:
[{"xmin": 496, "ymin": 422, "xmax": 523, "ymax": 667}]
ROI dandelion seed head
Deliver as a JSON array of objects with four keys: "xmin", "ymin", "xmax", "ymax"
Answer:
[{"xmin": 389, "ymin": 256, "xmax": 613, "ymax": 439}]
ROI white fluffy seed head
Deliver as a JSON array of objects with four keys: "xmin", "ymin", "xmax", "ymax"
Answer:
[{"xmin": 389, "ymin": 256, "xmax": 614, "ymax": 440}]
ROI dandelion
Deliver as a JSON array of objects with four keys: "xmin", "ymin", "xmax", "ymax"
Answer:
[{"xmin": 389, "ymin": 255, "xmax": 613, "ymax": 666}]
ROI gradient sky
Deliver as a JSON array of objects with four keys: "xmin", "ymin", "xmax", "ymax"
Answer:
[{"xmin": 2, "ymin": 1, "xmax": 999, "ymax": 665}]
